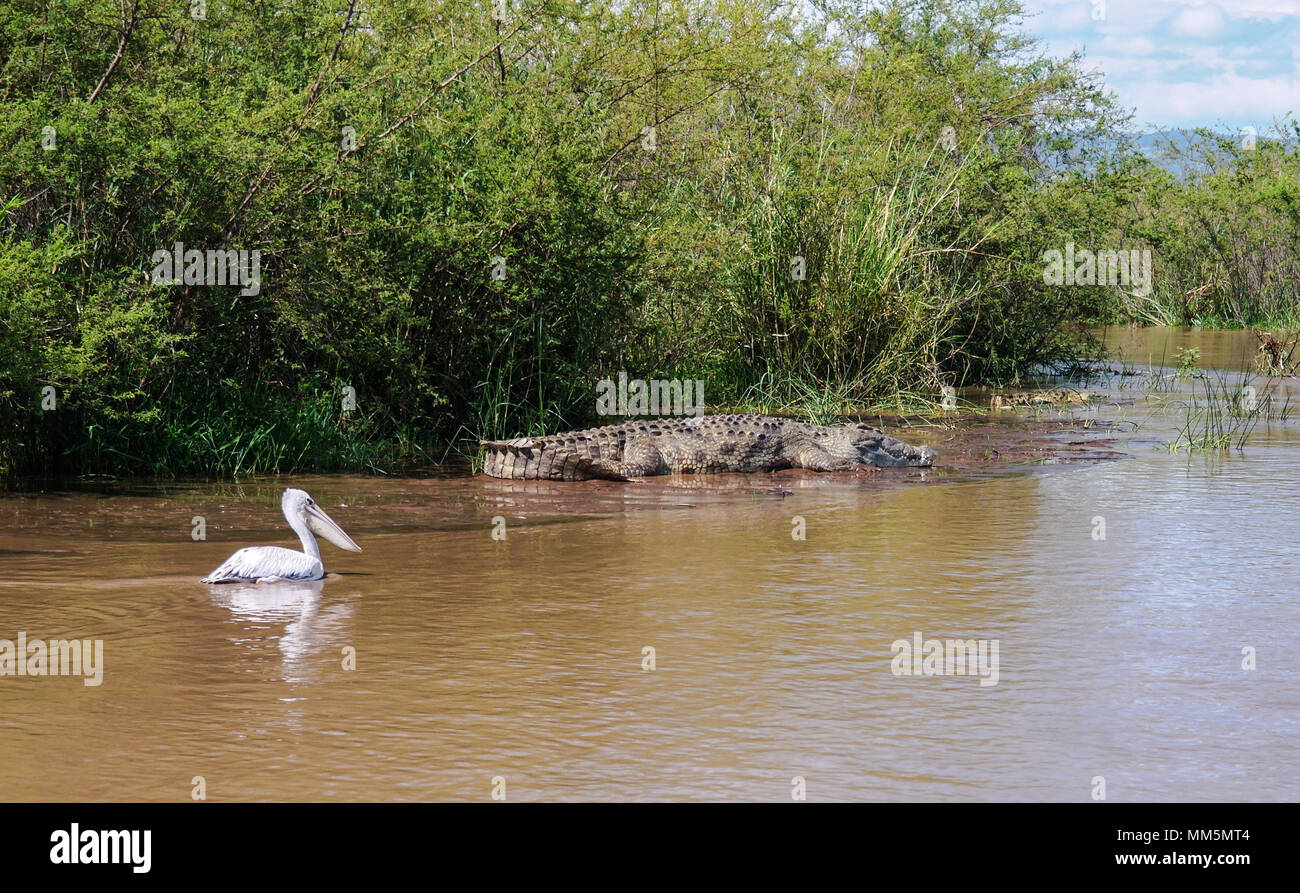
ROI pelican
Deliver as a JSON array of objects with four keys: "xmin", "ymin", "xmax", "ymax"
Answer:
[{"xmin": 200, "ymin": 488, "xmax": 361, "ymax": 583}]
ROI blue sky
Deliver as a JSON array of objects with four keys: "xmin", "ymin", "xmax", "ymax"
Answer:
[{"xmin": 1021, "ymin": 0, "xmax": 1298, "ymax": 131}]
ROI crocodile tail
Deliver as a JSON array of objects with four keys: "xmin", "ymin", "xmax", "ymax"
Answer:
[{"xmin": 480, "ymin": 439, "xmax": 628, "ymax": 481}]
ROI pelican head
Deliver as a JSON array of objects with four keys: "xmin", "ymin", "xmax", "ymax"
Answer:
[{"xmin": 284, "ymin": 488, "xmax": 362, "ymax": 553}]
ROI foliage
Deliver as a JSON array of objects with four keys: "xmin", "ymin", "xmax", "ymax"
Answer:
[{"xmin": 1, "ymin": 0, "xmax": 1275, "ymax": 477}]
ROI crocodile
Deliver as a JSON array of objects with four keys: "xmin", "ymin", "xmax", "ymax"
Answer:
[
  {"xmin": 481, "ymin": 413, "xmax": 936, "ymax": 481},
  {"xmin": 990, "ymin": 389, "xmax": 1092, "ymax": 410}
]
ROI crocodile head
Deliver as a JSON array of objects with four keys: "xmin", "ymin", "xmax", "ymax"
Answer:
[{"xmin": 844, "ymin": 423, "xmax": 936, "ymax": 467}]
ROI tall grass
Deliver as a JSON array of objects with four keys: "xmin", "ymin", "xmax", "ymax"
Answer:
[
  {"xmin": 1164, "ymin": 372, "xmax": 1267, "ymax": 452},
  {"xmin": 717, "ymin": 134, "xmax": 994, "ymax": 411},
  {"xmin": 25, "ymin": 383, "xmax": 436, "ymax": 478}
]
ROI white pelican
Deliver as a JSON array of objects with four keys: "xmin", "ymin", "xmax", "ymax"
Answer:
[{"xmin": 200, "ymin": 488, "xmax": 361, "ymax": 583}]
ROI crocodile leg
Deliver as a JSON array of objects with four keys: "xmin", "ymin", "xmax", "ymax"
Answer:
[
  {"xmin": 609, "ymin": 439, "xmax": 667, "ymax": 477},
  {"xmin": 794, "ymin": 446, "xmax": 854, "ymax": 472}
]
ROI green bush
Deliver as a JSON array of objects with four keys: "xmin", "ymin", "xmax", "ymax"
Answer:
[{"xmin": 4, "ymin": 0, "xmax": 1251, "ymax": 478}]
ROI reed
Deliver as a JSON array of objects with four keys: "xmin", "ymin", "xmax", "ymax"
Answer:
[{"xmin": 1164, "ymin": 372, "xmax": 1265, "ymax": 452}]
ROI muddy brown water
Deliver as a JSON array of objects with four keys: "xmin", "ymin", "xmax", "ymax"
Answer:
[{"xmin": 2, "ymin": 327, "xmax": 1298, "ymax": 801}]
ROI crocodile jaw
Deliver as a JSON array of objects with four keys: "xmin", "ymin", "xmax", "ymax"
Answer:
[
  {"xmin": 872, "ymin": 443, "xmax": 936, "ymax": 467},
  {"xmin": 849, "ymin": 428, "xmax": 936, "ymax": 467}
]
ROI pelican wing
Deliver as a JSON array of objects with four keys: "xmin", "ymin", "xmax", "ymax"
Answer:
[{"xmin": 200, "ymin": 546, "xmax": 325, "ymax": 584}]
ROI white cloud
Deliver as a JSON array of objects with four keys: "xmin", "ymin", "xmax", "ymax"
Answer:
[
  {"xmin": 1106, "ymin": 35, "xmax": 1158, "ymax": 57},
  {"xmin": 1027, "ymin": 0, "xmax": 1299, "ymax": 24},
  {"xmin": 1023, "ymin": 0, "xmax": 1298, "ymax": 127},
  {"xmin": 1119, "ymin": 72, "xmax": 1298, "ymax": 127},
  {"xmin": 1170, "ymin": 4, "xmax": 1227, "ymax": 38}
]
